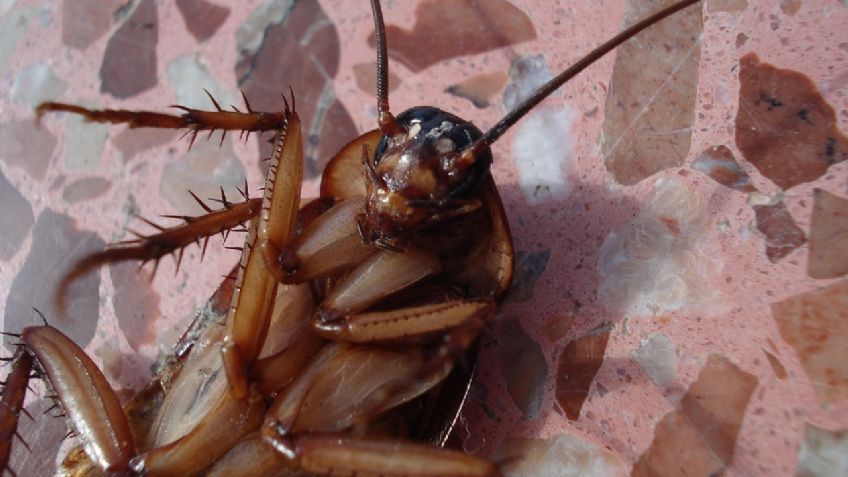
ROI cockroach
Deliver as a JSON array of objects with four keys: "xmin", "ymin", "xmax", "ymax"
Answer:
[{"xmin": 1, "ymin": 0, "xmax": 702, "ymax": 475}]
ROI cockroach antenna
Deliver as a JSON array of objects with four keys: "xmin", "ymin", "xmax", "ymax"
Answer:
[
  {"xmin": 460, "ymin": 0, "xmax": 703, "ymax": 163},
  {"xmin": 31, "ymin": 308, "xmax": 48, "ymax": 327},
  {"xmin": 357, "ymin": 0, "xmax": 703, "ymax": 247}
]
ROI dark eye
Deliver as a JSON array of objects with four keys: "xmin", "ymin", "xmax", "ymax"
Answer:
[{"xmin": 373, "ymin": 106, "xmax": 493, "ymax": 200}]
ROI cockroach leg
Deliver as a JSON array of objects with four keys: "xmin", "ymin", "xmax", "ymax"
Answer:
[
  {"xmin": 314, "ymin": 247, "xmax": 443, "ymax": 322},
  {"xmin": 20, "ymin": 326, "xmax": 136, "ymax": 475},
  {"xmin": 319, "ymin": 130, "xmax": 382, "ymax": 199},
  {"xmin": 312, "ymin": 299, "xmax": 495, "ymax": 344},
  {"xmin": 36, "ymin": 91, "xmax": 286, "ymax": 148},
  {"xmin": 245, "ymin": 281, "xmax": 322, "ymax": 397},
  {"xmin": 133, "ymin": 228, "xmax": 322, "ymax": 475},
  {"xmin": 55, "ymin": 196, "xmax": 263, "ymax": 312},
  {"xmin": 221, "ymin": 108, "xmax": 303, "ymax": 399},
  {"xmin": 268, "ymin": 197, "xmax": 376, "ymax": 284},
  {"xmin": 0, "ymin": 347, "xmax": 33, "ymax": 477},
  {"xmin": 147, "ymin": 322, "xmax": 229, "ymax": 450},
  {"xmin": 260, "ymin": 337, "xmax": 501, "ymax": 475},
  {"xmin": 206, "ymin": 432, "xmax": 290, "ymax": 477},
  {"xmin": 251, "ymin": 328, "xmax": 323, "ymax": 397},
  {"xmin": 266, "ymin": 434, "xmax": 501, "ymax": 477}
]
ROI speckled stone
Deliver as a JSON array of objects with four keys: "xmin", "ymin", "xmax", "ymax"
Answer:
[
  {"xmin": 9, "ymin": 61, "xmax": 66, "ymax": 106},
  {"xmin": 796, "ymin": 423, "xmax": 848, "ymax": 476},
  {"xmin": 236, "ymin": 0, "xmax": 357, "ymax": 178},
  {"xmin": 0, "ymin": 7, "xmax": 33, "ymax": 75},
  {"xmin": 807, "ymin": 189, "xmax": 848, "ymax": 279},
  {"xmin": 506, "ymin": 250, "xmax": 550, "ymax": 303},
  {"xmin": 444, "ymin": 71, "xmax": 509, "ymax": 109},
  {"xmin": 691, "ymin": 145, "xmax": 756, "ymax": 193},
  {"xmin": 736, "ymin": 54, "xmax": 848, "ymax": 190},
  {"xmin": 633, "ymin": 354, "xmax": 757, "ymax": 476},
  {"xmin": 352, "ymin": 62, "xmax": 401, "ymax": 97},
  {"xmin": 634, "ymin": 333, "xmax": 678, "ymax": 389},
  {"xmin": 772, "ymin": 279, "xmax": 848, "ymax": 406},
  {"xmin": 0, "ymin": 168, "xmax": 34, "ymax": 260},
  {"xmin": 109, "ymin": 261, "xmax": 161, "ymax": 352},
  {"xmin": 4, "ymin": 210, "xmax": 105, "ymax": 349},
  {"xmin": 62, "ymin": 0, "xmax": 120, "ymax": 50},
  {"xmin": 602, "ymin": 0, "xmax": 702, "ymax": 185},
  {"xmin": 498, "ymin": 316, "xmax": 547, "ymax": 422},
  {"xmin": 100, "ymin": 0, "xmax": 158, "ymax": 98},
  {"xmin": 176, "ymin": 0, "xmax": 230, "ymax": 42},
  {"xmin": 159, "ymin": 136, "xmax": 246, "ymax": 215},
  {"xmin": 112, "ymin": 127, "xmax": 178, "ymax": 162},
  {"xmin": 555, "ymin": 323, "xmax": 612, "ymax": 421},
  {"xmin": 62, "ymin": 176, "xmax": 111, "ymax": 203},
  {"xmin": 494, "ymin": 434, "xmax": 626, "ymax": 477},
  {"xmin": 64, "ymin": 114, "xmax": 108, "ymax": 171},
  {"xmin": 371, "ymin": 0, "xmax": 536, "ymax": 72},
  {"xmin": 598, "ymin": 177, "xmax": 723, "ymax": 316},
  {"xmin": 10, "ymin": 399, "xmax": 66, "ymax": 477},
  {"xmin": 0, "ymin": 119, "xmax": 57, "ymax": 180},
  {"xmin": 753, "ymin": 201, "xmax": 806, "ymax": 263},
  {"xmin": 707, "ymin": 0, "xmax": 749, "ymax": 13}
]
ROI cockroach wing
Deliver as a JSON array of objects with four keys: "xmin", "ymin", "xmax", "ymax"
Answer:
[
  {"xmin": 148, "ymin": 322, "xmax": 228, "ymax": 448},
  {"xmin": 450, "ymin": 175, "xmax": 514, "ymax": 300},
  {"xmin": 265, "ymin": 343, "xmax": 452, "ymax": 436},
  {"xmin": 257, "ymin": 283, "xmax": 315, "ymax": 360}
]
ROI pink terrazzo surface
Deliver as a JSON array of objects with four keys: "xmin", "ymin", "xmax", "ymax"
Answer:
[{"xmin": 1, "ymin": 0, "xmax": 847, "ymax": 476}]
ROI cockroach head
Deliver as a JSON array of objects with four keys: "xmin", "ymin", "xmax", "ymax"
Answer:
[
  {"xmin": 358, "ymin": 106, "xmax": 492, "ymax": 246},
  {"xmin": 360, "ymin": 0, "xmax": 704, "ymax": 248}
]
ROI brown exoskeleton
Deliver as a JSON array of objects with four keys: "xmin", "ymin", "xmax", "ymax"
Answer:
[{"xmin": 1, "ymin": 0, "xmax": 702, "ymax": 475}]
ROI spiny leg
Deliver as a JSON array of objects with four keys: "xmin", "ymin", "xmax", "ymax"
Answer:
[
  {"xmin": 267, "ymin": 434, "xmax": 502, "ymax": 477},
  {"xmin": 221, "ymin": 105, "xmax": 304, "ymax": 399},
  {"xmin": 37, "ymin": 90, "xmax": 287, "ymax": 148},
  {"xmin": 206, "ymin": 433, "xmax": 292, "ymax": 477},
  {"xmin": 0, "ymin": 347, "xmax": 33, "ymax": 477},
  {"xmin": 313, "ymin": 299, "xmax": 495, "ymax": 345},
  {"xmin": 20, "ymin": 326, "xmax": 136, "ymax": 473},
  {"xmin": 55, "ymin": 192, "xmax": 262, "ymax": 312}
]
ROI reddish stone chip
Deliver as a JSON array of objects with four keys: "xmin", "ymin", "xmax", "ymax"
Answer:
[{"xmin": 735, "ymin": 53, "xmax": 848, "ymax": 190}]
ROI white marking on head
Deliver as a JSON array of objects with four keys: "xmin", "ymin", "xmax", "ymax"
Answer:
[{"xmin": 436, "ymin": 137, "xmax": 455, "ymax": 153}]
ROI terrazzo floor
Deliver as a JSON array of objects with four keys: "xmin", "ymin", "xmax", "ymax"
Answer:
[{"xmin": 1, "ymin": 0, "xmax": 847, "ymax": 476}]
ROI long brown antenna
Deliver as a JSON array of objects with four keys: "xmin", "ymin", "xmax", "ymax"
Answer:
[
  {"xmin": 461, "ymin": 0, "xmax": 702, "ymax": 162},
  {"xmin": 370, "ymin": 0, "xmax": 404, "ymax": 137}
]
